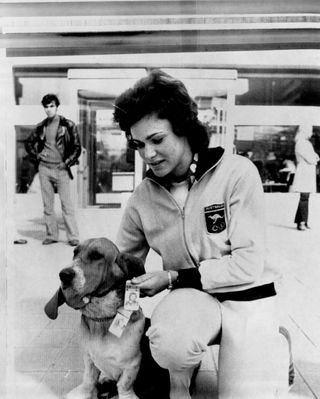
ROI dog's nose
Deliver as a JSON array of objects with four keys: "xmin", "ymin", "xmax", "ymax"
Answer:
[{"xmin": 59, "ymin": 268, "xmax": 75, "ymax": 285}]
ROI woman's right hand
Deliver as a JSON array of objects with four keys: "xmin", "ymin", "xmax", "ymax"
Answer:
[{"xmin": 131, "ymin": 271, "xmax": 177, "ymax": 297}]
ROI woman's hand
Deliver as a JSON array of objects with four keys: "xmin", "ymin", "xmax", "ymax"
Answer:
[{"xmin": 131, "ymin": 271, "xmax": 177, "ymax": 297}]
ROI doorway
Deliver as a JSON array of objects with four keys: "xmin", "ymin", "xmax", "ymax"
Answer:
[{"xmin": 79, "ymin": 92, "xmax": 135, "ymax": 206}]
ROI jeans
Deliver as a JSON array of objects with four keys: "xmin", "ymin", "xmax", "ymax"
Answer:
[
  {"xmin": 39, "ymin": 164, "xmax": 79, "ymax": 241},
  {"xmin": 294, "ymin": 192, "xmax": 310, "ymax": 224}
]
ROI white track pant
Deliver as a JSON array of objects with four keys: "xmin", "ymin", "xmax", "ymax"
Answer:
[{"xmin": 146, "ymin": 288, "xmax": 289, "ymax": 399}]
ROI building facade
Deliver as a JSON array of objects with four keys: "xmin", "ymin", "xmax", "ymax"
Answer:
[{"xmin": 2, "ymin": 0, "xmax": 320, "ymax": 207}]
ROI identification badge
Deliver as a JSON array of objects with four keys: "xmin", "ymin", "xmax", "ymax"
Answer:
[
  {"xmin": 124, "ymin": 281, "xmax": 140, "ymax": 311},
  {"xmin": 109, "ymin": 311, "xmax": 131, "ymax": 338}
]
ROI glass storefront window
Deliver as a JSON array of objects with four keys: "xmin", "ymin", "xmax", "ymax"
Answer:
[
  {"xmin": 234, "ymin": 125, "xmax": 297, "ymax": 192},
  {"xmin": 236, "ymin": 77, "xmax": 320, "ymax": 106},
  {"xmin": 95, "ymin": 109, "xmax": 134, "ymax": 200},
  {"xmin": 78, "ymin": 94, "xmax": 135, "ymax": 206},
  {"xmin": 15, "ymin": 125, "xmax": 37, "ymax": 193},
  {"xmin": 14, "ymin": 75, "xmax": 69, "ymax": 105},
  {"xmin": 197, "ymin": 95, "xmax": 228, "ymax": 148}
]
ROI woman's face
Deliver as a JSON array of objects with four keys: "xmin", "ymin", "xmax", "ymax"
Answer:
[{"xmin": 130, "ymin": 114, "xmax": 192, "ymax": 179}]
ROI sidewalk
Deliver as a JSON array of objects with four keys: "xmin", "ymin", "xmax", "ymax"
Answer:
[{"xmin": 5, "ymin": 192, "xmax": 320, "ymax": 398}]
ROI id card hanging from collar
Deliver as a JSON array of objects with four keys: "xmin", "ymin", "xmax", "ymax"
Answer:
[{"xmin": 109, "ymin": 309, "xmax": 132, "ymax": 338}]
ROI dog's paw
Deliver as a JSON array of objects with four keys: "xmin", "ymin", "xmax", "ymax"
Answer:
[
  {"xmin": 118, "ymin": 392, "xmax": 139, "ymax": 399},
  {"xmin": 63, "ymin": 384, "xmax": 98, "ymax": 399}
]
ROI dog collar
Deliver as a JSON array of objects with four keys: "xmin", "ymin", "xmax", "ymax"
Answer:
[
  {"xmin": 82, "ymin": 307, "xmax": 132, "ymax": 323},
  {"xmin": 83, "ymin": 314, "xmax": 115, "ymax": 323}
]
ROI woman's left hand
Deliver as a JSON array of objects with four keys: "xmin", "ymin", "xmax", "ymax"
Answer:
[{"xmin": 130, "ymin": 271, "xmax": 171, "ymax": 297}]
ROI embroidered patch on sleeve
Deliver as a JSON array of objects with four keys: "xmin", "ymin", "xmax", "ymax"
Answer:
[{"xmin": 204, "ymin": 203, "xmax": 226, "ymax": 234}]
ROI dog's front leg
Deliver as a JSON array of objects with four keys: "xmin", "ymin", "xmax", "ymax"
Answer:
[
  {"xmin": 64, "ymin": 353, "xmax": 100, "ymax": 399},
  {"xmin": 117, "ymin": 364, "xmax": 140, "ymax": 399}
]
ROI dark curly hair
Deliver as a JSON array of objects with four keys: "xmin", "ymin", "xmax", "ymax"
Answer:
[
  {"xmin": 113, "ymin": 69, "xmax": 209, "ymax": 153},
  {"xmin": 41, "ymin": 93, "xmax": 60, "ymax": 107}
]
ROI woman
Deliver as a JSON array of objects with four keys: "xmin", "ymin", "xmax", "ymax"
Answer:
[
  {"xmin": 114, "ymin": 70, "xmax": 289, "ymax": 399},
  {"xmin": 291, "ymin": 127, "xmax": 319, "ymax": 230}
]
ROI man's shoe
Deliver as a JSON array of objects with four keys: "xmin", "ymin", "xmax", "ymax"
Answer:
[
  {"xmin": 68, "ymin": 239, "xmax": 80, "ymax": 247},
  {"xmin": 14, "ymin": 239, "xmax": 27, "ymax": 245},
  {"xmin": 297, "ymin": 222, "xmax": 306, "ymax": 231},
  {"xmin": 42, "ymin": 238, "xmax": 58, "ymax": 245}
]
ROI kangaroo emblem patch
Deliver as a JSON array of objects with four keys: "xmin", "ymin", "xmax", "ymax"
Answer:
[{"xmin": 204, "ymin": 203, "xmax": 226, "ymax": 234}]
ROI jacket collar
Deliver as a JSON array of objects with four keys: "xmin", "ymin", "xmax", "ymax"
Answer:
[
  {"xmin": 145, "ymin": 146, "xmax": 225, "ymax": 186},
  {"xmin": 39, "ymin": 115, "xmax": 68, "ymax": 139},
  {"xmin": 39, "ymin": 115, "xmax": 68, "ymax": 127},
  {"xmin": 195, "ymin": 146, "xmax": 225, "ymax": 180}
]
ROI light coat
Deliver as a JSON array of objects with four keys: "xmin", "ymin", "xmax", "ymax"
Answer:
[{"xmin": 291, "ymin": 138, "xmax": 319, "ymax": 193}]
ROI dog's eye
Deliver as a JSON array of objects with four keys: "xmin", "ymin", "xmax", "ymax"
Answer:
[
  {"xmin": 88, "ymin": 250, "xmax": 104, "ymax": 261},
  {"xmin": 73, "ymin": 247, "xmax": 80, "ymax": 258}
]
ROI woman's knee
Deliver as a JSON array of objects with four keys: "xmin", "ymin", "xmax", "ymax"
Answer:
[
  {"xmin": 151, "ymin": 289, "xmax": 222, "ymax": 338},
  {"xmin": 147, "ymin": 289, "xmax": 221, "ymax": 369},
  {"xmin": 146, "ymin": 322, "xmax": 207, "ymax": 370}
]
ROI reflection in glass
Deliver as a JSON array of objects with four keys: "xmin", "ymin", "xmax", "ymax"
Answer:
[
  {"xmin": 234, "ymin": 125, "xmax": 297, "ymax": 192},
  {"xmin": 95, "ymin": 109, "xmax": 134, "ymax": 197},
  {"xmin": 196, "ymin": 95, "xmax": 227, "ymax": 148},
  {"xmin": 15, "ymin": 125, "xmax": 38, "ymax": 193}
]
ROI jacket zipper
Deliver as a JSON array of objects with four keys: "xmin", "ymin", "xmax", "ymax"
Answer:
[
  {"xmin": 179, "ymin": 158, "xmax": 224, "ymax": 268},
  {"xmin": 180, "ymin": 207, "xmax": 199, "ymax": 268},
  {"xmin": 148, "ymin": 179, "xmax": 198, "ymax": 268},
  {"xmin": 146, "ymin": 152, "xmax": 225, "ymax": 269}
]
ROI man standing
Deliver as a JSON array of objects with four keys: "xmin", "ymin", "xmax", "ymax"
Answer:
[{"xmin": 25, "ymin": 94, "xmax": 81, "ymax": 246}]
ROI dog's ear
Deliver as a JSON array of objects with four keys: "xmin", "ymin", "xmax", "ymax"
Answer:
[
  {"xmin": 44, "ymin": 288, "xmax": 66, "ymax": 320},
  {"xmin": 116, "ymin": 253, "xmax": 146, "ymax": 279}
]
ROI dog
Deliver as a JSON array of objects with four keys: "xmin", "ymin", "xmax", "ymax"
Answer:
[{"xmin": 44, "ymin": 237, "xmax": 147, "ymax": 399}]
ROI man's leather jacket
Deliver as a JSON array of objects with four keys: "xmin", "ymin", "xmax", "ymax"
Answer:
[{"xmin": 25, "ymin": 115, "xmax": 81, "ymax": 179}]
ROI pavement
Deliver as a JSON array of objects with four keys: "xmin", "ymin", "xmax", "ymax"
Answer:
[{"xmin": 3, "ymin": 191, "xmax": 320, "ymax": 398}]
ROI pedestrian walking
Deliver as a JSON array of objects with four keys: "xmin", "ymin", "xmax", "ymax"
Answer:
[
  {"xmin": 25, "ymin": 93, "xmax": 81, "ymax": 246},
  {"xmin": 291, "ymin": 126, "xmax": 319, "ymax": 230},
  {"xmin": 114, "ymin": 70, "xmax": 290, "ymax": 399}
]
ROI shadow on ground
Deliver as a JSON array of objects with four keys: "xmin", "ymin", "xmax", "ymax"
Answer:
[{"xmin": 18, "ymin": 217, "xmax": 66, "ymax": 241}]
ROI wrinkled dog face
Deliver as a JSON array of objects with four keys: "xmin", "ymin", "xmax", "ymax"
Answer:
[
  {"xmin": 59, "ymin": 238, "xmax": 120, "ymax": 309},
  {"xmin": 44, "ymin": 238, "xmax": 145, "ymax": 320}
]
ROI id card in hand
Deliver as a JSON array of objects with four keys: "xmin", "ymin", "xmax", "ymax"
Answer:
[{"xmin": 124, "ymin": 281, "xmax": 140, "ymax": 311}]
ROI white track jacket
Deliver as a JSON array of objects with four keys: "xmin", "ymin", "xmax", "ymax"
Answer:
[{"xmin": 117, "ymin": 147, "xmax": 278, "ymax": 295}]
